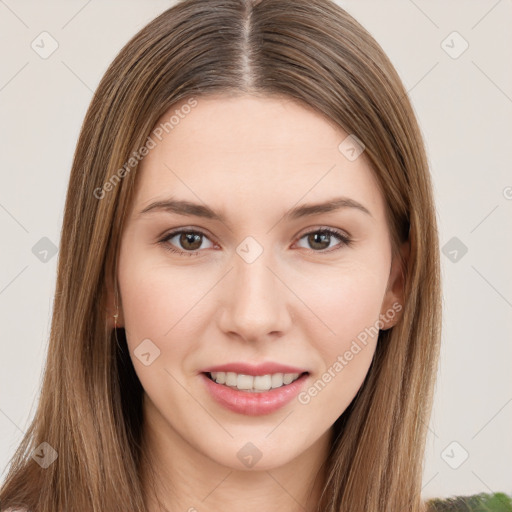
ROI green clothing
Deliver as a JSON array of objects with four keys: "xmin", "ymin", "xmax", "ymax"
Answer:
[{"xmin": 426, "ymin": 492, "xmax": 512, "ymax": 511}]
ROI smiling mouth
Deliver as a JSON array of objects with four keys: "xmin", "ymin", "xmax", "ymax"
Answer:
[{"xmin": 204, "ymin": 371, "xmax": 309, "ymax": 393}]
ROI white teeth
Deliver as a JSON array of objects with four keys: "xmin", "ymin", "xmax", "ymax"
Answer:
[
  {"xmin": 253, "ymin": 375, "xmax": 272, "ymax": 391},
  {"xmin": 214, "ymin": 372, "xmax": 226, "ymax": 384},
  {"xmin": 225, "ymin": 372, "xmax": 237, "ymax": 386},
  {"xmin": 283, "ymin": 373, "xmax": 295, "ymax": 385},
  {"xmin": 271, "ymin": 373, "xmax": 283, "ymax": 388},
  {"xmin": 237, "ymin": 374, "xmax": 253, "ymax": 390},
  {"xmin": 209, "ymin": 371, "xmax": 302, "ymax": 392}
]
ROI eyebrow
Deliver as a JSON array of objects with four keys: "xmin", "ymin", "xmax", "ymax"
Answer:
[{"xmin": 138, "ymin": 196, "xmax": 372, "ymax": 223}]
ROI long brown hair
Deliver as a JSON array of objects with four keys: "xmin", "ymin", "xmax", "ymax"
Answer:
[{"xmin": 0, "ymin": 0, "xmax": 441, "ymax": 510}]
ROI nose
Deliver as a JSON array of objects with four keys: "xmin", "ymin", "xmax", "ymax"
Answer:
[{"xmin": 217, "ymin": 247, "xmax": 293, "ymax": 343}]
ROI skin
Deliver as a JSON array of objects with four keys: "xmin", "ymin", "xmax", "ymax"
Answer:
[{"xmin": 107, "ymin": 94, "xmax": 408, "ymax": 512}]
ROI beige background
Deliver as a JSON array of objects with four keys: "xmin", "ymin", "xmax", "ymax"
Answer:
[{"xmin": 0, "ymin": 0, "xmax": 511, "ymax": 499}]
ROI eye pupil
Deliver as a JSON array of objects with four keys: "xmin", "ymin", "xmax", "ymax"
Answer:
[
  {"xmin": 309, "ymin": 232, "xmax": 330, "ymax": 250},
  {"xmin": 180, "ymin": 232, "xmax": 202, "ymax": 250}
]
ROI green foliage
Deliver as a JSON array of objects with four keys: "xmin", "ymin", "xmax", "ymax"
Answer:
[{"xmin": 426, "ymin": 492, "xmax": 512, "ymax": 512}]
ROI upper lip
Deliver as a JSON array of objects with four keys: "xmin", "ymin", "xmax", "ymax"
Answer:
[{"xmin": 201, "ymin": 362, "xmax": 309, "ymax": 376}]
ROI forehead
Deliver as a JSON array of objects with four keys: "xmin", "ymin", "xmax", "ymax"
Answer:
[
  {"xmin": 149, "ymin": 94, "xmax": 348, "ymax": 161},
  {"xmin": 133, "ymin": 94, "xmax": 385, "ymax": 222}
]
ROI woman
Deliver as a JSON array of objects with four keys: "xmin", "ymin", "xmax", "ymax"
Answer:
[{"xmin": 1, "ymin": 1, "xmax": 506, "ymax": 511}]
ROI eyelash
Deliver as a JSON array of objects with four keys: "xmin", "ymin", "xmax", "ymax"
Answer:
[{"xmin": 158, "ymin": 227, "xmax": 352, "ymax": 257}]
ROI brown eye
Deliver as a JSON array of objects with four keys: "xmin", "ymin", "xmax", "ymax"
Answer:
[
  {"xmin": 307, "ymin": 232, "xmax": 331, "ymax": 250},
  {"xmin": 296, "ymin": 229, "xmax": 352, "ymax": 252},
  {"xmin": 178, "ymin": 232, "xmax": 203, "ymax": 251},
  {"xmin": 159, "ymin": 230, "xmax": 214, "ymax": 256}
]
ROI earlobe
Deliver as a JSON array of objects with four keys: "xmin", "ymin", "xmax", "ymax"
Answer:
[{"xmin": 379, "ymin": 240, "xmax": 409, "ymax": 330}]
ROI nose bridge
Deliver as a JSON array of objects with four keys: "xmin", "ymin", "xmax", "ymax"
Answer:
[{"xmin": 219, "ymin": 237, "xmax": 291, "ymax": 340}]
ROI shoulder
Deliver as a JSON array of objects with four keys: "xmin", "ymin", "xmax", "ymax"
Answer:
[{"xmin": 425, "ymin": 492, "xmax": 512, "ymax": 511}]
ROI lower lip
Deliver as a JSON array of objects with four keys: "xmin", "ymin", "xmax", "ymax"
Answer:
[{"xmin": 200, "ymin": 372, "xmax": 309, "ymax": 416}]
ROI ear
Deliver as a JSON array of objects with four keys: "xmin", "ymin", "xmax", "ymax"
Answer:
[
  {"xmin": 105, "ymin": 270, "xmax": 124, "ymax": 329},
  {"xmin": 379, "ymin": 240, "xmax": 409, "ymax": 330}
]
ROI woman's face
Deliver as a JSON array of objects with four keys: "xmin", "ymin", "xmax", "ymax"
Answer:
[{"xmin": 114, "ymin": 94, "xmax": 405, "ymax": 472}]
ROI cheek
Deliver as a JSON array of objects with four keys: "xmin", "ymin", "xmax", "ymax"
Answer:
[
  {"xmin": 117, "ymin": 244, "xmax": 209, "ymax": 363},
  {"xmin": 295, "ymin": 270, "xmax": 386, "ymax": 417},
  {"xmin": 296, "ymin": 259, "xmax": 389, "ymax": 351},
  {"xmin": 117, "ymin": 260, "xmax": 212, "ymax": 407},
  {"xmin": 291, "ymin": 259, "xmax": 389, "ymax": 416}
]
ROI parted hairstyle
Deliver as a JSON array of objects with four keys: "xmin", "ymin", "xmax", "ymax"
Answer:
[{"xmin": 0, "ymin": 1, "xmax": 442, "ymax": 511}]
